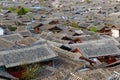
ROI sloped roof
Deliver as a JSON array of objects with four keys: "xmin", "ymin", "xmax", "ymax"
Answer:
[
  {"xmin": 35, "ymin": 70, "xmax": 64, "ymax": 80},
  {"xmin": 74, "ymin": 30, "xmax": 84, "ymax": 34},
  {"xmin": 0, "ymin": 38, "xmax": 15, "ymax": 50},
  {"xmin": 18, "ymin": 30, "xmax": 32, "ymax": 37},
  {"xmin": 32, "ymin": 13, "xmax": 42, "ymax": 20},
  {"xmin": 78, "ymin": 23, "xmax": 90, "ymax": 28},
  {"xmin": 17, "ymin": 15, "xmax": 31, "ymax": 22},
  {"xmin": 0, "ymin": 44, "xmax": 57, "ymax": 68},
  {"xmin": 68, "ymin": 39, "xmax": 120, "ymax": 58},
  {"xmin": 17, "ymin": 37, "xmax": 37, "ymax": 46},
  {"xmin": 34, "ymin": 66, "xmax": 61, "ymax": 80},
  {"xmin": 39, "ymin": 31, "xmax": 53, "ymax": 39},
  {"xmin": 96, "ymin": 24, "xmax": 105, "ymax": 30},
  {"xmin": 100, "ymin": 35, "xmax": 119, "ymax": 45},
  {"xmin": 32, "ymin": 23, "xmax": 43, "ymax": 28},
  {"xmin": 38, "ymin": 32, "xmax": 70, "ymax": 44},
  {"xmin": 39, "ymin": 24, "xmax": 59, "ymax": 31},
  {"xmin": 68, "ymin": 69, "xmax": 110, "ymax": 80},
  {"xmin": 1, "ymin": 33, "xmax": 23, "ymax": 42},
  {"xmin": 4, "ymin": 13, "xmax": 17, "ymax": 20},
  {"xmin": 2, "ymin": 19, "xmax": 15, "ymax": 25},
  {"xmin": 0, "ymin": 70, "xmax": 18, "ymax": 80},
  {"xmin": 48, "ymin": 26, "xmax": 62, "ymax": 31},
  {"xmin": 73, "ymin": 34, "xmax": 101, "ymax": 42}
]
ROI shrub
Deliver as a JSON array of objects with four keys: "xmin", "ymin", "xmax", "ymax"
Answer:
[
  {"xmin": 8, "ymin": 26, "xmax": 17, "ymax": 31},
  {"xmin": 64, "ymin": 21, "xmax": 80, "ymax": 29},
  {"xmin": 8, "ymin": 7, "xmax": 15, "ymax": 12},
  {"xmin": 90, "ymin": 26, "xmax": 97, "ymax": 32},
  {"xmin": 0, "ymin": 6, "xmax": 3, "ymax": 10},
  {"xmin": 15, "ymin": 6, "xmax": 30, "ymax": 16},
  {"xmin": 20, "ymin": 64, "xmax": 40, "ymax": 80}
]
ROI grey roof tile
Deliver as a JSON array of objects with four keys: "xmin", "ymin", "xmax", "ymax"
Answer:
[
  {"xmin": 68, "ymin": 39, "xmax": 120, "ymax": 58},
  {"xmin": 18, "ymin": 30, "xmax": 32, "ymax": 37},
  {"xmin": 1, "ymin": 33, "xmax": 23, "ymax": 42},
  {"xmin": 0, "ymin": 70, "xmax": 18, "ymax": 80},
  {"xmin": 0, "ymin": 44, "xmax": 57, "ymax": 68},
  {"xmin": 0, "ymin": 38, "xmax": 15, "ymax": 50}
]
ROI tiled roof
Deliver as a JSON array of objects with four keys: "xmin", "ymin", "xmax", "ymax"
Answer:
[
  {"xmin": 68, "ymin": 39, "xmax": 120, "ymax": 58},
  {"xmin": 0, "ymin": 44, "xmax": 57, "ymax": 68},
  {"xmin": 0, "ymin": 38, "xmax": 15, "ymax": 50},
  {"xmin": 1, "ymin": 33, "xmax": 23, "ymax": 42}
]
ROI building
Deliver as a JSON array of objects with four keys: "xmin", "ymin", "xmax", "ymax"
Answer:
[{"xmin": 0, "ymin": 44, "xmax": 57, "ymax": 78}]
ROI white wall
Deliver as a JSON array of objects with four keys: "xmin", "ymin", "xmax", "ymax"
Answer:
[
  {"xmin": 111, "ymin": 29, "xmax": 119, "ymax": 38},
  {"xmin": 0, "ymin": 28, "xmax": 4, "ymax": 35}
]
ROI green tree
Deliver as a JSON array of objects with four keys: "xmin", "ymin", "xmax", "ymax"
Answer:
[{"xmin": 90, "ymin": 26, "xmax": 97, "ymax": 32}]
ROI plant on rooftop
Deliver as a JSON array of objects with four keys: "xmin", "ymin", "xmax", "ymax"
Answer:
[
  {"xmin": 8, "ymin": 26, "xmax": 17, "ymax": 31},
  {"xmin": 76, "ymin": 2, "xmax": 79, "ymax": 4},
  {"xmin": 90, "ymin": 26, "xmax": 97, "ymax": 32},
  {"xmin": 38, "ymin": 0, "xmax": 44, "ymax": 6},
  {"xmin": 8, "ymin": 7, "xmax": 15, "ymax": 12},
  {"xmin": 15, "ymin": 6, "xmax": 30, "ymax": 16},
  {"xmin": 65, "ymin": 21, "xmax": 80, "ymax": 29},
  {"xmin": 0, "ymin": 6, "xmax": 3, "ymax": 11},
  {"xmin": 26, "ymin": 14, "xmax": 33, "ymax": 21},
  {"xmin": 71, "ymin": 22, "xmax": 80, "ymax": 28},
  {"xmin": 20, "ymin": 64, "xmax": 40, "ymax": 80},
  {"xmin": 118, "ymin": 15, "xmax": 120, "ymax": 18},
  {"xmin": 86, "ymin": 0, "xmax": 91, "ymax": 4}
]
